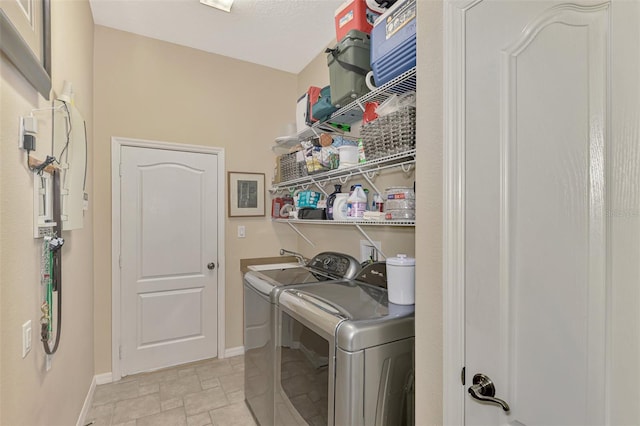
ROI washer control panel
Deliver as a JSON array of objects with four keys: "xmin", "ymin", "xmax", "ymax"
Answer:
[{"xmin": 308, "ymin": 252, "xmax": 361, "ymax": 279}]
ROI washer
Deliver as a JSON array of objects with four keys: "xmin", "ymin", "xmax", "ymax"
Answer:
[
  {"xmin": 243, "ymin": 252, "xmax": 361, "ymax": 426},
  {"xmin": 275, "ymin": 275, "xmax": 415, "ymax": 426}
]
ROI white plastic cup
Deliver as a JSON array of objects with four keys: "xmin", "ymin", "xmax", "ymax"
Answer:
[{"xmin": 386, "ymin": 254, "xmax": 416, "ymax": 305}]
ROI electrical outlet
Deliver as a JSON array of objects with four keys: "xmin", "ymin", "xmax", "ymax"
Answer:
[
  {"xmin": 238, "ymin": 225, "xmax": 246, "ymax": 238},
  {"xmin": 22, "ymin": 320, "xmax": 32, "ymax": 358},
  {"xmin": 18, "ymin": 116, "xmax": 38, "ymax": 150},
  {"xmin": 360, "ymin": 240, "xmax": 381, "ymax": 263}
]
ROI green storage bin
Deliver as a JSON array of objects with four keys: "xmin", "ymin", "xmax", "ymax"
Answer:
[{"xmin": 326, "ymin": 29, "xmax": 372, "ymax": 108}]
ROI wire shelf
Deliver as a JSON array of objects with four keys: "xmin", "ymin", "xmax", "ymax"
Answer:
[
  {"xmin": 296, "ymin": 67, "xmax": 417, "ymax": 139},
  {"xmin": 274, "ymin": 219, "xmax": 415, "ymax": 227},
  {"xmin": 271, "ymin": 149, "xmax": 415, "ymax": 192}
]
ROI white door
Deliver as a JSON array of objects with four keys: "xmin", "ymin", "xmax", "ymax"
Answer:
[
  {"xmin": 462, "ymin": 0, "xmax": 640, "ymax": 424},
  {"xmin": 120, "ymin": 145, "xmax": 219, "ymax": 375}
]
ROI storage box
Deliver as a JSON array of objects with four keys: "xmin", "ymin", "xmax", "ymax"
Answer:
[
  {"xmin": 296, "ymin": 93, "xmax": 309, "ymax": 133},
  {"xmin": 370, "ymin": 0, "xmax": 416, "ymax": 87},
  {"xmin": 334, "ymin": 0, "xmax": 380, "ymax": 41},
  {"xmin": 305, "ymin": 86, "xmax": 322, "ymax": 126},
  {"xmin": 327, "ymin": 29, "xmax": 372, "ymax": 108},
  {"xmin": 311, "ymin": 86, "xmax": 338, "ymax": 122}
]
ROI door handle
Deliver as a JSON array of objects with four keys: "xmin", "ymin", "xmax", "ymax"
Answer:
[
  {"xmin": 468, "ymin": 373, "xmax": 510, "ymax": 412},
  {"xmin": 207, "ymin": 262, "xmax": 216, "ymax": 270}
]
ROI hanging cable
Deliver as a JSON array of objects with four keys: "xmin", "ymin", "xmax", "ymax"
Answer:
[
  {"xmin": 56, "ymin": 101, "xmax": 72, "ymax": 163},
  {"xmin": 41, "ymin": 169, "xmax": 63, "ymax": 354}
]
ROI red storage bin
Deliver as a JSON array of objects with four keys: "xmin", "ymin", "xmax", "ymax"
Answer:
[{"xmin": 334, "ymin": 0, "xmax": 379, "ymax": 41}]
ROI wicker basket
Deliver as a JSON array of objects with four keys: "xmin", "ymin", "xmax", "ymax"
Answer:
[{"xmin": 361, "ymin": 105, "xmax": 416, "ymax": 160}]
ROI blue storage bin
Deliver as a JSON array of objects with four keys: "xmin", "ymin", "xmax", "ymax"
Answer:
[{"xmin": 370, "ymin": 0, "xmax": 416, "ymax": 87}]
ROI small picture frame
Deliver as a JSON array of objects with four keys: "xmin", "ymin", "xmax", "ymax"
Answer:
[{"xmin": 228, "ymin": 172, "xmax": 265, "ymax": 217}]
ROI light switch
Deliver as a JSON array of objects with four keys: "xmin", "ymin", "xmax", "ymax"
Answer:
[{"xmin": 238, "ymin": 225, "xmax": 246, "ymax": 238}]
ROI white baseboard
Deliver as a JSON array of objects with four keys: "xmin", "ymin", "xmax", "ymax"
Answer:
[
  {"xmin": 76, "ymin": 373, "xmax": 113, "ymax": 426},
  {"xmin": 95, "ymin": 372, "xmax": 113, "ymax": 385},
  {"xmin": 224, "ymin": 346, "xmax": 244, "ymax": 358},
  {"xmin": 76, "ymin": 376, "xmax": 96, "ymax": 426}
]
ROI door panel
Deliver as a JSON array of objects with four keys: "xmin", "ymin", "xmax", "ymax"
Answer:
[
  {"xmin": 138, "ymin": 163, "xmax": 205, "ymax": 277},
  {"xmin": 464, "ymin": 1, "xmax": 639, "ymax": 424},
  {"xmin": 138, "ymin": 289, "xmax": 204, "ymax": 344},
  {"xmin": 121, "ymin": 145, "xmax": 218, "ymax": 375}
]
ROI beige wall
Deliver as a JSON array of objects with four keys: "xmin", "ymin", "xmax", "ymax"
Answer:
[
  {"xmin": 415, "ymin": 1, "xmax": 444, "ymax": 424},
  {"xmin": 92, "ymin": 26, "xmax": 299, "ymax": 373},
  {"xmin": 0, "ymin": 1, "xmax": 95, "ymax": 425},
  {"xmin": 297, "ymin": 41, "xmax": 333, "ymax": 95}
]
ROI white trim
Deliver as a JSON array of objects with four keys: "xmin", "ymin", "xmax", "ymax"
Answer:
[
  {"xmin": 224, "ymin": 346, "xmax": 245, "ymax": 358},
  {"xmin": 95, "ymin": 372, "xmax": 113, "ymax": 385},
  {"xmin": 76, "ymin": 376, "xmax": 97, "ymax": 426},
  {"xmin": 111, "ymin": 136, "xmax": 226, "ymax": 380},
  {"xmin": 443, "ymin": 0, "xmax": 481, "ymax": 424},
  {"xmin": 111, "ymin": 139, "xmax": 122, "ymax": 380}
]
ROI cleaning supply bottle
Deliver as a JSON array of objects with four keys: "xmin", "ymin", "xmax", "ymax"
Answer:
[
  {"xmin": 348, "ymin": 184, "xmax": 367, "ymax": 218},
  {"xmin": 326, "ymin": 184, "xmax": 342, "ymax": 220},
  {"xmin": 373, "ymin": 193, "xmax": 384, "ymax": 212},
  {"xmin": 346, "ymin": 185, "xmax": 356, "ymax": 217}
]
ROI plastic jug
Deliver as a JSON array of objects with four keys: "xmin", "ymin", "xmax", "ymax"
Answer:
[{"xmin": 348, "ymin": 184, "xmax": 367, "ymax": 218}]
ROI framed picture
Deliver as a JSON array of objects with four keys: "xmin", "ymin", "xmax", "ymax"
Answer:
[
  {"xmin": 228, "ymin": 172, "xmax": 265, "ymax": 217},
  {"xmin": 0, "ymin": 0, "xmax": 51, "ymax": 99}
]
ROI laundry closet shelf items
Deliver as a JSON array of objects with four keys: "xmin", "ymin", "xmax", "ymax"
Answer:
[{"xmin": 271, "ymin": 149, "xmax": 416, "ymax": 195}]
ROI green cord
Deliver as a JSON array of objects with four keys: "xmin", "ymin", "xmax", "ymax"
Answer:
[{"xmin": 48, "ymin": 249, "xmax": 53, "ymax": 333}]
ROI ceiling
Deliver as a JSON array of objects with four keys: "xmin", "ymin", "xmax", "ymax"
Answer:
[{"xmin": 89, "ymin": 0, "xmax": 345, "ymax": 74}]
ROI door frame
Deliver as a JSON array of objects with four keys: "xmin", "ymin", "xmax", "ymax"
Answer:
[
  {"xmin": 110, "ymin": 136, "xmax": 226, "ymax": 380},
  {"xmin": 442, "ymin": 0, "xmax": 481, "ymax": 423}
]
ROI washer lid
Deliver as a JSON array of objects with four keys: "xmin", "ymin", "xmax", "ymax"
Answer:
[
  {"xmin": 280, "ymin": 281, "xmax": 415, "ymax": 351},
  {"xmin": 245, "ymin": 269, "xmax": 330, "ymax": 297}
]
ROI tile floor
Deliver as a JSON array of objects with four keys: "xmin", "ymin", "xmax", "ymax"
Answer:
[{"xmin": 84, "ymin": 355, "xmax": 257, "ymax": 426}]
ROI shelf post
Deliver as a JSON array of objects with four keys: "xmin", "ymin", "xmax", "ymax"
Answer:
[
  {"xmin": 309, "ymin": 177, "xmax": 328, "ymax": 196},
  {"xmin": 356, "ymin": 167, "xmax": 381, "ymax": 195},
  {"xmin": 354, "ymin": 223, "xmax": 387, "ymax": 259},
  {"xmin": 286, "ymin": 222, "xmax": 315, "ymax": 247}
]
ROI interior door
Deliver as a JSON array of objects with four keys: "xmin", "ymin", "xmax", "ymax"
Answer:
[
  {"xmin": 120, "ymin": 145, "xmax": 219, "ymax": 375},
  {"xmin": 464, "ymin": 0, "xmax": 640, "ymax": 424}
]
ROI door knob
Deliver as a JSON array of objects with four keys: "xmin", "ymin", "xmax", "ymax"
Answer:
[
  {"xmin": 468, "ymin": 373, "xmax": 510, "ymax": 412},
  {"xmin": 207, "ymin": 262, "xmax": 216, "ymax": 270}
]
